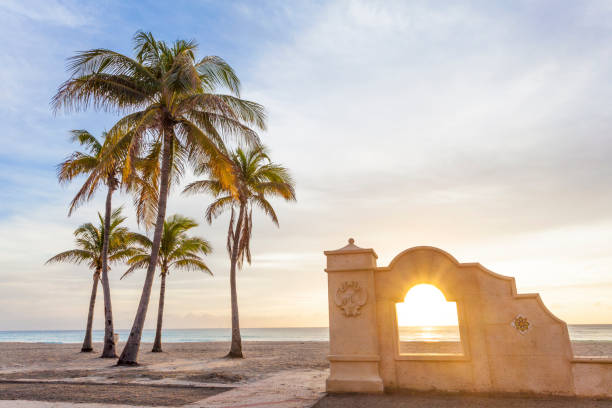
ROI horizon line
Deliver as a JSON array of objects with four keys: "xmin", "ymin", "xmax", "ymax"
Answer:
[{"xmin": 1, "ymin": 323, "xmax": 611, "ymax": 332}]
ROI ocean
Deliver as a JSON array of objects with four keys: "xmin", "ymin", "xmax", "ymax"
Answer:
[{"xmin": 0, "ymin": 325, "xmax": 611, "ymax": 344}]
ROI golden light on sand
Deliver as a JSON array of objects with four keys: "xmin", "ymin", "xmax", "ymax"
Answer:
[{"xmin": 396, "ymin": 284, "xmax": 459, "ymax": 327}]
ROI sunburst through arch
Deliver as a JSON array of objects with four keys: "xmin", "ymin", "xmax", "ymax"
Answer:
[{"xmin": 395, "ymin": 284, "xmax": 464, "ymax": 355}]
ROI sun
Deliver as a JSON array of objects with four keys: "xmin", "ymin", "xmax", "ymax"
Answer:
[{"xmin": 396, "ymin": 284, "xmax": 459, "ymax": 327}]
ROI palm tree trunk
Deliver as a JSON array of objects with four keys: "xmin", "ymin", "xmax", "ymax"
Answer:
[
  {"xmin": 152, "ymin": 271, "xmax": 166, "ymax": 352},
  {"xmin": 81, "ymin": 269, "xmax": 100, "ymax": 352},
  {"xmin": 227, "ymin": 203, "xmax": 245, "ymax": 358},
  {"xmin": 100, "ymin": 185, "xmax": 117, "ymax": 358},
  {"xmin": 118, "ymin": 127, "xmax": 174, "ymax": 365}
]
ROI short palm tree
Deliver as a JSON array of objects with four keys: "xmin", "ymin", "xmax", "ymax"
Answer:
[
  {"xmin": 121, "ymin": 215, "xmax": 212, "ymax": 352},
  {"xmin": 46, "ymin": 208, "xmax": 136, "ymax": 352},
  {"xmin": 53, "ymin": 31, "xmax": 265, "ymax": 365},
  {"xmin": 184, "ymin": 146, "xmax": 295, "ymax": 357},
  {"xmin": 57, "ymin": 130, "xmax": 130, "ymax": 358}
]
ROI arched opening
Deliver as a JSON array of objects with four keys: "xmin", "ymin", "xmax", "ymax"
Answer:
[{"xmin": 395, "ymin": 284, "xmax": 464, "ymax": 355}]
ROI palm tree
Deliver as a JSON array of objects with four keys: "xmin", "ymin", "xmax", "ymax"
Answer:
[
  {"xmin": 184, "ymin": 146, "xmax": 295, "ymax": 357},
  {"xmin": 57, "ymin": 130, "xmax": 130, "ymax": 358},
  {"xmin": 121, "ymin": 215, "xmax": 212, "ymax": 352},
  {"xmin": 52, "ymin": 31, "xmax": 265, "ymax": 365},
  {"xmin": 46, "ymin": 208, "xmax": 136, "ymax": 352}
]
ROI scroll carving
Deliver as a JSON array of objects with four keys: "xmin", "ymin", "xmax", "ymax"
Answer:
[{"xmin": 334, "ymin": 281, "xmax": 367, "ymax": 317}]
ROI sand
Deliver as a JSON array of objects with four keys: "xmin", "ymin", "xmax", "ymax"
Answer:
[
  {"xmin": 0, "ymin": 382, "xmax": 225, "ymax": 407},
  {"xmin": 0, "ymin": 340, "xmax": 610, "ymax": 406},
  {"xmin": 0, "ymin": 341, "xmax": 328, "ymax": 382},
  {"xmin": 0, "ymin": 341, "xmax": 328, "ymax": 406}
]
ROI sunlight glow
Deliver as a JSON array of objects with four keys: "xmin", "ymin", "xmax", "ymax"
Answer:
[{"xmin": 396, "ymin": 284, "xmax": 459, "ymax": 327}]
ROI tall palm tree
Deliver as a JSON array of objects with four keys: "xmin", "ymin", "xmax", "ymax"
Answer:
[
  {"xmin": 121, "ymin": 215, "xmax": 212, "ymax": 352},
  {"xmin": 184, "ymin": 146, "xmax": 295, "ymax": 358},
  {"xmin": 52, "ymin": 31, "xmax": 265, "ymax": 365},
  {"xmin": 45, "ymin": 208, "xmax": 136, "ymax": 352},
  {"xmin": 57, "ymin": 130, "xmax": 130, "ymax": 358}
]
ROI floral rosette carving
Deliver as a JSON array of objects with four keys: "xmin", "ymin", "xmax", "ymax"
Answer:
[
  {"xmin": 334, "ymin": 281, "xmax": 367, "ymax": 317},
  {"xmin": 511, "ymin": 314, "xmax": 531, "ymax": 335}
]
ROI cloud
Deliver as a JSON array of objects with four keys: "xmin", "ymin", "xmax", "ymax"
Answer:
[
  {"xmin": 0, "ymin": 0, "xmax": 92, "ymax": 27},
  {"xmin": 248, "ymin": 0, "xmax": 612, "ymax": 235},
  {"xmin": 1, "ymin": 0, "xmax": 612, "ymax": 329},
  {"xmin": 242, "ymin": 0, "xmax": 612, "ymax": 323}
]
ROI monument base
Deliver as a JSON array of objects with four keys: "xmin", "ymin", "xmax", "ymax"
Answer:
[{"xmin": 326, "ymin": 378, "xmax": 384, "ymax": 393}]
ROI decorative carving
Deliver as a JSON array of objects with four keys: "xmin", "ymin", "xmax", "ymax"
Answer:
[
  {"xmin": 335, "ymin": 281, "xmax": 367, "ymax": 317},
  {"xmin": 511, "ymin": 314, "xmax": 531, "ymax": 334}
]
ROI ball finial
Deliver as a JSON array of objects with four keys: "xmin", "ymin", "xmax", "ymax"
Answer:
[{"xmin": 348, "ymin": 238, "xmax": 355, "ymax": 245}]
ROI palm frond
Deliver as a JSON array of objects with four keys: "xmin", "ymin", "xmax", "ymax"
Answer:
[
  {"xmin": 255, "ymin": 181, "xmax": 296, "ymax": 201},
  {"xmin": 175, "ymin": 119, "xmax": 234, "ymax": 189},
  {"xmin": 67, "ymin": 170, "xmax": 105, "ymax": 215},
  {"xmin": 215, "ymin": 95, "xmax": 266, "ymax": 131},
  {"xmin": 171, "ymin": 258, "xmax": 212, "ymax": 275},
  {"xmin": 57, "ymin": 153, "xmax": 99, "ymax": 185},
  {"xmin": 70, "ymin": 130, "xmax": 102, "ymax": 154},
  {"xmin": 196, "ymin": 56, "xmax": 241, "ymax": 96},
  {"xmin": 182, "ymin": 179, "xmax": 225, "ymax": 196},
  {"xmin": 52, "ymin": 74, "xmax": 151, "ymax": 114},
  {"xmin": 130, "ymin": 232, "xmax": 153, "ymax": 248},
  {"xmin": 205, "ymin": 195, "xmax": 235, "ymax": 224},
  {"xmin": 121, "ymin": 258, "xmax": 150, "ymax": 279},
  {"xmin": 45, "ymin": 249, "xmax": 94, "ymax": 265},
  {"xmin": 251, "ymin": 195, "xmax": 279, "ymax": 226},
  {"xmin": 66, "ymin": 47, "xmax": 155, "ymax": 81},
  {"xmin": 237, "ymin": 207, "xmax": 252, "ymax": 268},
  {"xmin": 227, "ymin": 206, "xmax": 235, "ymax": 256}
]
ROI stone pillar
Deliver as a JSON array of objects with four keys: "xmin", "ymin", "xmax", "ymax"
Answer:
[{"xmin": 325, "ymin": 238, "xmax": 383, "ymax": 393}]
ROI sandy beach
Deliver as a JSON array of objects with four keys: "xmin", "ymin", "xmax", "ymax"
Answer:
[
  {"xmin": 0, "ymin": 341, "xmax": 328, "ymax": 380},
  {"xmin": 0, "ymin": 341, "xmax": 328, "ymax": 407},
  {"xmin": 0, "ymin": 341, "xmax": 611, "ymax": 406}
]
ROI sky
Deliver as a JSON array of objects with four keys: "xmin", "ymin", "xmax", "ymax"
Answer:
[{"xmin": 0, "ymin": 0, "xmax": 611, "ymax": 331}]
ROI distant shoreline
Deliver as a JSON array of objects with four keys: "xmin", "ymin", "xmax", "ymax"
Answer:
[
  {"xmin": 1, "ymin": 325, "xmax": 611, "ymax": 343},
  {"xmin": 3, "ymin": 324, "xmax": 611, "ymax": 331}
]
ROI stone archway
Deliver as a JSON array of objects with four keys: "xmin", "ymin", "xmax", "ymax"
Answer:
[{"xmin": 324, "ymin": 239, "xmax": 612, "ymax": 397}]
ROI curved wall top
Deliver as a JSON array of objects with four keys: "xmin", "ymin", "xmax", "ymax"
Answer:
[{"xmin": 374, "ymin": 246, "xmax": 564, "ymax": 326}]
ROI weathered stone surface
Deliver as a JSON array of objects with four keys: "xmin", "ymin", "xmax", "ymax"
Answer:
[{"xmin": 325, "ymin": 240, "xmax": 612, "ymax": 397}]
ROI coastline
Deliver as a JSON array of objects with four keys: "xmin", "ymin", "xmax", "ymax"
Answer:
[{"xmin": 2, "ymin": 324, "xmax": 611, "ymax": 344}]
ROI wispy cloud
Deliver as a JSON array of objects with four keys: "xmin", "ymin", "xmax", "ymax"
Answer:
[
  {"xmin": 0, "ymin": 0, "xmax": 92, "ymax": 27},
  {"xmin": 1, "ymin": 0, "xmax": 611, "ymax": 329}
]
